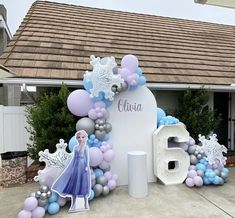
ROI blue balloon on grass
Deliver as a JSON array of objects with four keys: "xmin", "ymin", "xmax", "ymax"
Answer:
[
  {"xmin": 68, "ymin": 136, "xmax": 77, "ymax": 152},
  {"xmin": 48, "ymin": 202, "xmax": 60, "ymax": 215}
]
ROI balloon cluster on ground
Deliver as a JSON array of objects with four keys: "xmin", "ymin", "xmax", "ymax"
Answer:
[
  {"xmin": 17, "ymin": 185, "xmax": 67, "ymax": 217},
  {"xmin": 168, "ymin": 135, "xmax": 229, "ymax": 188}
]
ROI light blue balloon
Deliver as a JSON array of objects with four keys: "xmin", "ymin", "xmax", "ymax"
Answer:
[
  {"xmin": 44, "ymin": 203, "xmax": 48, "ymax": 212},
  {"xmin": 213, "ymin": 176, "xmax": 221, "ymax": 185},
  {"xmin": 129, "ymin": 84, "xmax": 138, "ymax": 90},
  {"xmin": 196, "ymin": 163, "xmax": 206, "ymax": 172},
  {"xmin": 136, "ymin": 67, "xmax": 142, "ymax": 76},
  {"xmin": 103, "ymin": 99, "xmax": 112, "ymax": 107},
  {"xmin": 68, "ymin": 136, "xmax": 77, "ymax": 152},
  {"xmin": 104, "ymin": 133, "xmax": 110, "ymax": 141},
  {"xmin": 90, "ymin": 134, "xmax": 96, "ymax": 140},
  {"xmin": 83, "ymin": 78, "xmax": 93, "ymax": 91},
  {"xmin": 157, "ymin": 107, "xmax": 166, "ymax": 126},
  {"xmin": 203, "ymin": 177, "xmax": 210, "ymax": 185},
  {"xmin": 88, "ymin": 189, "xmax": 95, "ymax": 201},
  {"xmin": 48, "ymin": 192, "xmax": 58, "ymax": 203},
  {"xmin": 222, "ymin": 168, "xmax": 229, "ymax": 174},
  {"xmin": 138, "ymin": 76, "xmax": 146, "ymax": 86},
  {"xmin": 94, "ymin": 168, "xmax": 104, "ymax": 178},
  {"xmin": 48, "ymin": 202, "xmax": 60, "ymax": 215}
]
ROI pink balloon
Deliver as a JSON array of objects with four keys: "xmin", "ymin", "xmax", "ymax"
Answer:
[
  {"xmin": 99, "ymin": 160, "xmax": 110, "ymax": 169},
  {"xmin": 89, "ymin": 147, "xmax": 103, "ymax": 167},
  {"xmin": 67, "ymin": 89, "xmax": 94, "ymax": 116},
  {"xmin": 24, "ymin": 197, "xmax": 38, "ymax": 211},
  {"xmin": 108, "ymin": 179, "xmax": 117, "ymax": 190},
  {"xmin": 121, "ymin": 54, "xmax": 139, "ymax": 73},
  {"xmin": 188, "ymin": 169, "xmax": 197, "ymax": 178},
  {"xmin": 100, "ymin": 145, "xmax": 108, "ymax": 152},
  {"xmin": 31, "ymin": 207, "xmax": 45, "ymax": 218},
  {"xmin": 104, "ymin": 171, "xmax": 112, "ymax": 180},
  {"xmin": 193, "ymin": 176, "xmax": 203, "ymax": 186},
  {"xmin": 103, "ymin": 149, "xmax": 115, "ymax": 162},
  {"xmin": 17, "ymin": 210, "xmax": 32, "ymax": 218},
  {"xmin": 185, "ymin": 178, "xmax": 194, "ymax": 187}
]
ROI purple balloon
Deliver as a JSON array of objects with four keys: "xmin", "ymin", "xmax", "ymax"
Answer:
[
  {"xmin": 99, "ymin": 160, "xmax": 110, "ymax": 170},
  {"xmin": 94, "ymin": 101, "xmax": 106, "ymax": 108},
  {"xmin": 39, "ymin": 175, "xmax": 54, "ymax": 188},
  {"xmin": 24, "ymin": 197, "xmax": 38, "ymax": 211},
  {"xmin": 179, "ymin": 142, "xmax": 189, "ymax": 151},
  {"xmin": 193, "ymin": 176, "xmax": 203, "ymax": 186},
  {"xmin": 89, "ymin": 147, "xmax": 103, "ymax": 167},
  {"xmin": 127, "ymin": 73, "xmax": 139, "ymax": 86},
  {"xmin": 57, "ymin": 196, "xmax": 67, "ymax": 207},
  {"xmin": 88, "ymin": 108, "xmax": 97, "ymax": 120},
  {"xmin": 185, "ymin": 178, "xmax": 194, "ymax": 187},
  {"xmin": 188, "ymin": 169, "xmax": 197, "ymax": 178},
  {"xmin": 188, "ymin": 137, "xmax": 195, "ymax": 146},
  {"xmin": 112, "ymin": 174, "xmax": 118, "ymax": 181},
  {"xmin": 118, "ymin": 68, "xmax": 132, "ymax": 81},
  {"xmin": 103, "ymin": 149, "xmax": 115, "ymax": 162},
  {"xmin": 104, "ymin": 171, "xmax": 112, "ymax": 180},
  {"xmin": 121, "ymin": 54, "xmax": 139, "ymax": 73},
  {"xmin": 67, "ymin": 89, "xmax": 94, "ymax": 116},
  {"xmin": 31, "ymin": 207, "xmax": 45, "ymax": 218},
  {"xmin": 17, "ymin": 210, "xmax": 32, "ymax": 218},
  {"xmin": 108, "ymin": 179, "xmax": 117, "ymax": 190}
]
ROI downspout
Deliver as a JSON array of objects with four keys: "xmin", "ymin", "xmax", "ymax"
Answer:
[{"xmin": 0, "ymin": 14, "xmax": 12, "ymax": 39}]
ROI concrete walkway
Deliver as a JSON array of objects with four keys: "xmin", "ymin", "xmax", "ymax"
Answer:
[{"xmin": 1, "ymin": 168, "xmax": 235, "ymax": 218}]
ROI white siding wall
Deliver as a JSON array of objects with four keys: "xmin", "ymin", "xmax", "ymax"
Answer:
[{"xmin": 0, "ymin": 105, "xmax": 30, "ymax": 153}]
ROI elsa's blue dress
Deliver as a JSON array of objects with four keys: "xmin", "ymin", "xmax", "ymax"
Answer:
[{"xmin": 52, "ymin": 145, "xmax": 90, "ymax": 197}]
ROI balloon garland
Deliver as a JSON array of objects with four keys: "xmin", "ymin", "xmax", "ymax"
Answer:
[
  {"xmin": 17, "ymin": 54, "xmax": 146, "ymax": 218},
  {"xmin": 67, "ymin": 55, "xmax": 146, "ymax": 200}
]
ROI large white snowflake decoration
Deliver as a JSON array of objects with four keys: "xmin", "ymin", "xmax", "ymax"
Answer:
[
  {"xmin": 199, "ymin": 134, "xmax": 227, "ymax": 165},
  {"xmin": 34, "ymin": 139, "xmax": 71, "ymax": 182},
  {"xmin": 84, "ymin": 55, "xmax": 124, "ymax": 101}
]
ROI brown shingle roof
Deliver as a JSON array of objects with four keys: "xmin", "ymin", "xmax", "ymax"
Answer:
[{"xmin": 1, "ymin": 0, "xmax": 235, "ymax": 85}]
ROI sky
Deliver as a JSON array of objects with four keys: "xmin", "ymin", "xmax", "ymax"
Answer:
[{"xmin": 1, "ymin": 0, "xmax": 235, "ymax": 35}]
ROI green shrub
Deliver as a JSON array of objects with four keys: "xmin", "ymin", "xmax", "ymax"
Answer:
[
  {"xmin": 26, "ymin": 84, "xmax": 76, "ymax": 162},
  {"xmin": 177, "ymin": 89, "xmax": 221, "ymax": 142}
]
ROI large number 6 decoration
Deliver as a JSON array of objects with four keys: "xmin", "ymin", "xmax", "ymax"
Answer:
[{"xmin": 153, "ymin": 124, "xmax": 190, "ymax": 185}]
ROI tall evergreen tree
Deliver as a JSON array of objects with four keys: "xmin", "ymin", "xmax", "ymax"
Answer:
[
  {"xmin": 26, "ymin": 84, "xmax": 76, "ymax": 162},
  {"xmin": 177, "ymin": 89, "xmax": 221, "ymax": 142}
]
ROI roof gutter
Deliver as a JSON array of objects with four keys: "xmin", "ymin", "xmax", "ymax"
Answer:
[
  {"xmin": 194, "ymin": 0, "xmax": 235, "ymax": 9},
  {"xmin": 0, "ymin": 14, "xmax": 12, "ymax": 39},
  {"xmin": 1, "ymin": 77, "xmax": 235, "ymax": 92}
]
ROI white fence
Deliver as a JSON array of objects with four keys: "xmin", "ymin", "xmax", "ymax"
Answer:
[{"xmin": 0, "ymin": 105, "xmax": 30, "ymax": 154}]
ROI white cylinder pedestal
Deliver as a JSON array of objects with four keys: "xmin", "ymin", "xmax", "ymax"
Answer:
[{"xmin": 128, "ymin": 151, "xmax": 148, "ymax": 198}]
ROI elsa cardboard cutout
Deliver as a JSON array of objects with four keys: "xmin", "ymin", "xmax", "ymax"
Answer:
[{"xmin": 52, "ymin": 130, "xmax": 91, "ymax": 212}]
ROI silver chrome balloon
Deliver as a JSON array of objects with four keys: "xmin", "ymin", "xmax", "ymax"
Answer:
[
  {"xmin": 96, "ymin": 176, "xmax": 108, "ymax": 186},
  {"xmin": 102, "ymin": 186, "xmax": 110, "ymax": 196},
  {"xmin": 93, "ymin": 184, "xmax": 103, "ymax": 197}
]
